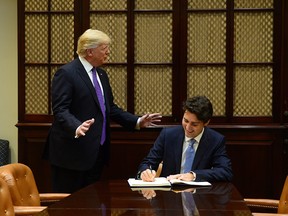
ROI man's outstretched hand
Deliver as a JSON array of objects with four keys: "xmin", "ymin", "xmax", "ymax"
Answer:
[{"xmin": 139, "ymin": 113, "xmax": 162, "ymax": 128}]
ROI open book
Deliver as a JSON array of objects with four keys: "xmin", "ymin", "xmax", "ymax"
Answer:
[{"xmin": 128, "ymin": 177, "xmax": 211, "ymax": 188}]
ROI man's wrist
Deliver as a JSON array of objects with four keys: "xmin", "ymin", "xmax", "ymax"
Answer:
[
  {"xmin": 135, "ymin": 118, "xmax": 141, "ymax": 130},
  {"xmin": 189, "ymin": 171, "xmax": 196, "ymax": 181},
  {"xmin": 136, "ymin": 170, "xmax": 142, "ymax": 179},
  {"xmin": 75, "ymin": 125, "xmax": 81, "ymax": 138}
]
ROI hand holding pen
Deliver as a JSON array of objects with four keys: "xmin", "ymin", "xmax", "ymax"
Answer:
[{"xmin": 140, "ymin": 165, "xmax": 156, "ymax": 182}]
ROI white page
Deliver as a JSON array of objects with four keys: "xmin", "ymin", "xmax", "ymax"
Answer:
[
  {"xmin": 169, "ymin": 179, "xmax": 211, "ymax": 186},
  {"xmin": 128, "ymin": 177, "xmax": 171, "ymax": 187}
]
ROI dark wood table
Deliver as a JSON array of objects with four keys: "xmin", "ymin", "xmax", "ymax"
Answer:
[{"xmin": 35, "ymin": 180, "xmax": 252, "ymax": 216}]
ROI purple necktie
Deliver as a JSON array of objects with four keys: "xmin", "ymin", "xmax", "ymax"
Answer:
[{"xmin": 92, "ymin": 68, "xmax": 106, "ymax": 145}]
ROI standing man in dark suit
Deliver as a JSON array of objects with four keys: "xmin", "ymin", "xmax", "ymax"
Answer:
[
  {"xmin": 137, "ymin": 96, "xmax": 232, "ymax": 182},
  {"xmin": 44, "ymin": 29, "xmax": 161, "ymax": 193}
]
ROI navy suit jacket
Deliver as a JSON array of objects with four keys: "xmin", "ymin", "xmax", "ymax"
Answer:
[
  {"xmin": 44, "ymin": 58, "xmax": 138, "ymax": 171},
  {"xmin": 137, "ymin": 126, "xmax": 233, "ymax": 182}
]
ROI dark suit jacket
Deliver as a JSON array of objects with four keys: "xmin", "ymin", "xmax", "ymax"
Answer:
[
  {"xmin": 44, "ymin": 58, "xmax": 138, "ymax": 171},
  {"xmin": 137, "ymin": 126, "xmax": 233, "ymax": 182}
]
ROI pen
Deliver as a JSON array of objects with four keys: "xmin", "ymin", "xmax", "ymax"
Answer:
[{"xmin": 149, "ymin": 165, "xmax": 156, "ymax": 181}]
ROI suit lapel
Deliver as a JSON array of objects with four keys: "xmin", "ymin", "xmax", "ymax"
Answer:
[
  {"xmin": 192, "ymin": 128, "xmax": 208, "ymax": 169},
  {"xmin": 174, "ymin": 128, "xmax": 185, "ymax": 173},
  {"xmin": 76, "ymin": 60, "xmax": 100, "ymax": 108}
]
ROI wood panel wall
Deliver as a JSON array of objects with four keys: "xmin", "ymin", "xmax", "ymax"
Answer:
[{"xmin": 17, "ymin": 123, "xmax": 288, "ymax": 199}]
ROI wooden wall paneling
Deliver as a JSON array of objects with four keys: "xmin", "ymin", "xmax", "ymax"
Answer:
[
  {"xmin": 227, "ymin": 140, "xmax": 274, "ymax": 198},
  {"xmin": 17, "ymin": 124, "xmax": 287, "ymax": 199},
  {"xmin": 214, "ymin": 125, "xmax": 287, "ymax": 199},
  {"xmin": 101, "ymin": 128, "xmax": 162, "ymax": 180},
  {"xmin": 17, "ymin": 123, "xmax": 52, "ymax": 192}
]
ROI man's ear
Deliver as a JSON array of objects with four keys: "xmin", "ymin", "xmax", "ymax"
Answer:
[
  {"xmin": 86, "ymin": 48, "xmax": 93, "ymax": 56},
  {"xmin": 204, "ymin": 119, "xmax": 210, "ymax": 126}
]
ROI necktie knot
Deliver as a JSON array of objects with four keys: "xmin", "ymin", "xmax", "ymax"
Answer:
[
  {"xmin": 92, "ymin": 67, "xmax": 96, "ymax": 74},
  {"xmin": 189, "ymin": 139, "xmax": 196, "ymax": 147}
]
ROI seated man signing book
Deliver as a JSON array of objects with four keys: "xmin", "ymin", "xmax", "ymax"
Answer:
[{"xmin": 136, "ymin": 96, "xmax": 233, "ymax": 183}]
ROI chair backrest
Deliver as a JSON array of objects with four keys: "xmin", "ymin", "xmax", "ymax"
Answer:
[
  {"xmin": 0, "ymin": 163, "xmax": 41, "ymax": 206},
  {"xmin": 278, "ymin": 176, "xmax": 288, "ymax": 214},
  {"xmin": 0, "ymin": 177, "xmax": 15, "ymax": 216}
]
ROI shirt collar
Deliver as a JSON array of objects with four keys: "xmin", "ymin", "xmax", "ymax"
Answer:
[
  {"xmin": 185, "ymin": 127, "xmax": 205, "ymax": 143},
  {"xmin": 79, "ymin": 56, "xmax": 93, "ymax": 73}
]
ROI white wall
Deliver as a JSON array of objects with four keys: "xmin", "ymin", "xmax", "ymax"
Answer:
[{"xmin": 0, "ymin": 0, "xmax": 18, "ymax": 163}]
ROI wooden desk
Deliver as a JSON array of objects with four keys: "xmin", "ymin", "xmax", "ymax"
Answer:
[{"xmin": 35, "ymin": 180, "xmax": 252, "ymax": 216}]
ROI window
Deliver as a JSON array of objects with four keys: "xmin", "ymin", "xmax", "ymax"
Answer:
[{"xmin": 18, "ymin": 0, "xmax": 284, "ymax": 124}]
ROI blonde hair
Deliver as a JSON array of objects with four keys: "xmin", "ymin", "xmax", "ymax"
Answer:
[{"xmin": 76, "ymin": 29, "xmax": 111, "ymax": 57}]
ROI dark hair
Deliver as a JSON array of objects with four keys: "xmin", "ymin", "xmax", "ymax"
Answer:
[{"xmin": 183, "ymin": 96, "xmax": 213, "ymax": 123}]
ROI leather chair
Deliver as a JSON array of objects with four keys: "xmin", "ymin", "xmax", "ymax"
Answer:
[
  {"xmin": 0, "ymin": 163, "xmax": 69, "ymax": 207},
  {"xmin": 0, "ymin": 177, "xmax": 14, "ymax": 216},
  {"xmin": 244, "ymin": 176, "xmax": 288, "ymax": 216},
  {"xmin": 0, "ymin": 177, "xmax": 46, "ymax": 216}
]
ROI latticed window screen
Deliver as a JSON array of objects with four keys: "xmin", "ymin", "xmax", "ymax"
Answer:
[
  {"xmin": 134, "ymin": 14, "xmax": 173, "ymax": 63},
  {"xmin": 24, "ymin": 0, "xmax": 74, "ymax": 114},
  {"xmin": 90, "ymin": 14, "xmax": 127, "ymax": 63},
  {"xmin": 90, "ymin": 0, "xmax": 127, "ymax": 10},
  {"xmin": 25, "ymin": 66, "xmax": 49, "ymax": 114},
  {"xmin": 22, "ymin": 0, "xmax": 275, "ymax": 121},
  {"xmin": 188, "ymin": 0, "xmax": 226, "ymax": 9},
  {"xmin": 134, "ymin": 66, "xmax": 172, "ymax": 115},
  {"xmin": 187, "ymin": 66, "xmax": 226, "ymax": 116},
  {"xmin": 104, "ymin": 66, "xmax": 128, "ymax": 111},
  {"xmin": 134, "ymin": 13, "xmax": 173, "ymax": 115},
  {"xmin": 233, "ymin": 8, "xmax": 273, "ymax": 116},
  {"xmin": 90, "ymin": 0, "xmax": 173, "ymax": 115},
  {"xmin": 187, "ymin": 13, "xmax": 226, "ymax": 63},
  {"xmin": 234, "ymin": 66, "xmax": 273, "ymax": 116},
  {"xmin": 187, "ymin": 0, "xmax": 273, "ymax": 117},
  {"xmin": 187, "ymin": 12, "xmax": 227, "ymax": 116},
  {"xmin": 133, "ymin": 0, "xmax": 173, "ymax": 115},
  {"xmin": 135, "ymin": 0, "xmax": 172, "ymax": 10},
  {"xmin": 234, "ymin": 12, "xmax": 273, "ymax": 63}
]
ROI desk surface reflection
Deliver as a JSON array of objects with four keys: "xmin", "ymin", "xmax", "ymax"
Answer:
[{"xmin": 35, "ymin": 180, "xmax": 252, "ymax": 216}]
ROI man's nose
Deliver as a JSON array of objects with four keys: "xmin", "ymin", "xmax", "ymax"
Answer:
[{"xmin": 186, "ymin": 124, "xmax": 193, "ymax": 131}]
